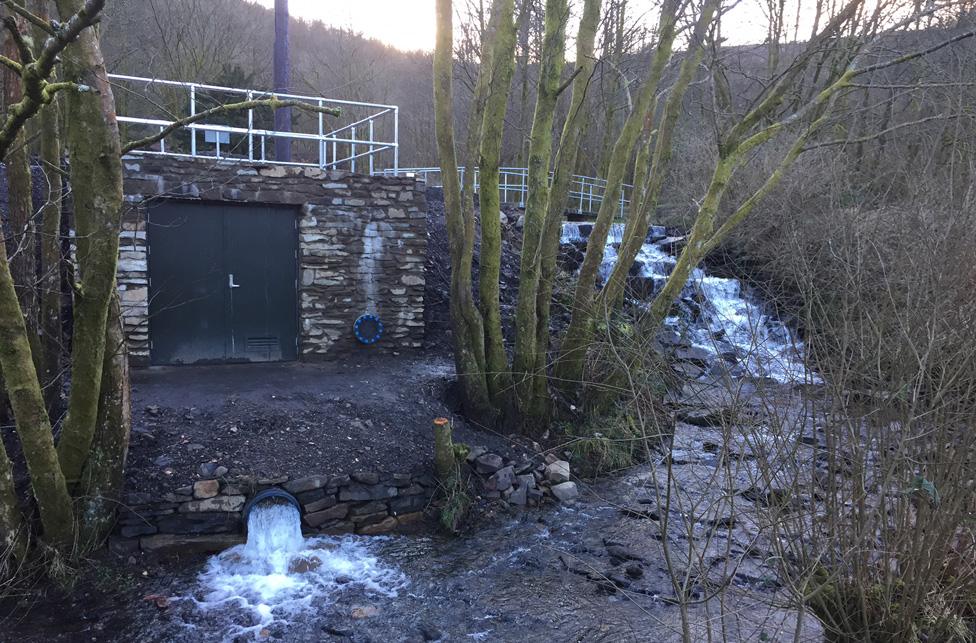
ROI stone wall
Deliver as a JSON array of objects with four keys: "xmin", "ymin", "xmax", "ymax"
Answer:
[
  {"xmin": 119, "ymin": 156, "xmax": 427, "ymax": 365},
  {"xmin": 113, "ymin": 469, "xmax": 437, "ymax": 555}
]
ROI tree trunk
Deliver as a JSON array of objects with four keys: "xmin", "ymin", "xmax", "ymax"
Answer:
[
  {"xmin": 511, "ymin": 0, "xmax": 568, "ymax": 427},
  {"xmin": 0, "ymin": 431, "xmax": 25, "ymax": 574},
  {"xmin": 599, "ymin": 0, "xmax": 719, "ymax": 311},
  {"xmin": 34, "ymin": 0, "xmax": 65, "ymax": 414},
  {"xmin": 3, "ymin": 25, "xmax": 39, "ymax": 342},
  {"xmin": 434, "ymin": 0, "xmax": 496, "ymax": 422},
  {"xmin": 554, "ymin": 0, "xmax": 679, "ymax": 389},
  {"xmin": 38, "ymin": 89, "xmax": 64, "ymax": 414},
  {"xmin": 531, "ymin": 0, "xmax": 602, "ymax": 411},
  {"xmin": 76, "ymin": 293, "xmax": 130, "ymax": 552},
  {"xmin": 53, "ymin": 0, "xmax": 125, "ymax": 487},
  {"xmin": 476, "ymin": 0, "xmax": 518, "ymax": 408},
  {"xmin": 0, "ymin": 218, "xmax": 73, "ymax": 547}
]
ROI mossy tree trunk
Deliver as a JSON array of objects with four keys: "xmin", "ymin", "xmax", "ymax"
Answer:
[
  {"xmin": 598, "ymin": 0, "xmax": 720, "ymax": 311},
  {"xmin": 434, "ymin": 0, "xmax": 496, "ymax": 422},
  {"xmin": 553, "ymin": 0, "xmax": 680, "ymax": 389},
  {"xmin": 530, "ymin": 0, "xmax": 602, "ymax": 413},
  {"xmin": 53, "ymin": 0, "xmax": 126, "ymax": 488},
  {"xmin": 76, "ymin": 293, "xmax": 130, "ymax": 551},
  {"xmin": 510, "ymin": 0, "xmax": 568, "ymax": 428},
  {"xmin": 36, "ymin": 0, "xmax": 65, "ymax": 414},
  {"xmin": 476, "ymin": 0, "xmax": 518, "ymax": 409}
]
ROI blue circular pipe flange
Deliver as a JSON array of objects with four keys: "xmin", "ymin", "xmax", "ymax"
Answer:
[
  {"xmin": 354, "ymin": 314, "xmax": 384, "ymax": 345},
  {"xmin": 243, "ymin": 488, "xmax": 301, "ymax": 526}
]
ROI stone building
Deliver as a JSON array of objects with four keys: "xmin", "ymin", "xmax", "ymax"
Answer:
[{"xmin": 118, "ymin": 156, "xmax": 427, "ymax": 366}]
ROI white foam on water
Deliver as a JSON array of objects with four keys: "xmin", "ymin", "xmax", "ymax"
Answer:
[
  {"xmin": 560, "ymin": 222, "xmax": 817, "ymax": 383},
  {"xmin": 189, "ymin": 502, "xmax": 406, "ymax": 641}
]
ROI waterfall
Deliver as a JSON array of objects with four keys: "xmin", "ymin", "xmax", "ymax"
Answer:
[{"xmin": 560, "ymin": 222, "xmax": 815, "ymax": 383}]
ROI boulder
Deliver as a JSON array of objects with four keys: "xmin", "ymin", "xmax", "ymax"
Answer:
[
  {"xmin": 550, "ymin": 481, "xmax": 579, "ymax": 502},
  {"xmin": 546, "ymin": 460, "xmax": 571, "ymax": 484}
]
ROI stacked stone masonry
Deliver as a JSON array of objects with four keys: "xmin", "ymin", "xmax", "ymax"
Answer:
[
  {"xmin": 118, "ymin": 156, "xmax": 427, "ymax": 365},
  {"xmin": 114, "ymin": 470, "xmax": 438, "ymax": 555}
]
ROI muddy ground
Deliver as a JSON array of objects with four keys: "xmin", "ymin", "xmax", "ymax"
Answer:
[{"xmin": 125, "ymin": 356, "xmax": 524, "ymax": 497}]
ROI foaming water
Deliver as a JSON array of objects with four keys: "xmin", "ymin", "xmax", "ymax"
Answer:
[
  {"xmin": 189, "ymin": 502, "xmax": 406, "ymax": 641},
  {"xmin": 561, "ymin": 222, "xmax": 816, "ymax": 383}
]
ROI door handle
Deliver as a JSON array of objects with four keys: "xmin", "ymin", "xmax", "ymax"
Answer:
[{"xmin": 228, "ymin": 273, "xmax": 241, "ymax": 289}]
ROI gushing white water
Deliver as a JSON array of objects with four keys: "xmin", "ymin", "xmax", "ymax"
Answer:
[
  {"xmin": 561, "ymin": 222, "xmax": 815, "ymax": 383},
  {"xmin": 190, "ymin": 502, "xmax": 405, "ymax": 641}
]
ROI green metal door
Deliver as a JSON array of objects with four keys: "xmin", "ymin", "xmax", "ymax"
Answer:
[{"xmin": 148, "ymin": 201, "xmax": 298, "ymax": 365}]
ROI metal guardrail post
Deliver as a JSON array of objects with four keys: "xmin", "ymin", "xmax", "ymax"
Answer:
[
  {"xmin": 189, "ymin": 84, "xmax": 197, "ymax": 156},
  {"xmin": 248, "ymin": 90, "xmax": 254, "ymax": 161},
  {"xmin": 394, "ymin": 107, "xmax": 399, "ymax": 173},
  {"xmin": 317, "ymin": 98, "xmax": 324, "ymax": 168}
]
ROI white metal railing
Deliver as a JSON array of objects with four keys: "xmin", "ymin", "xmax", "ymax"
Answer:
[
  {"xmin": 110, "ymin": 74, "xmax": 398, "ymax": 173},
  {"xmin": 383, "ymin": 166, "xmax": 632, "ymax": 217}
]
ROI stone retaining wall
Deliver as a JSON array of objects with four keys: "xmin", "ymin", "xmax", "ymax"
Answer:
[
  {"xmin": 118, "ymin": 156, "xmax": 427, "ymax": 365},
  {"xmin": 113, "ymin": 470, "xmax": 437, "ymax": 555}
]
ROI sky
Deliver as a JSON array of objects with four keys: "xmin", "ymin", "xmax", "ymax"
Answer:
[
  {"xmin": 250, "ymin": 0, "xmax": 439, "ymax": 53},
  {"xmin": 247, "ymin": 0, "xmax": 814, "ymax": 52}
]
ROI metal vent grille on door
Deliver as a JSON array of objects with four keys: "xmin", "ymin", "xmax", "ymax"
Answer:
[{"xmin": 246, "ymin": 336, "xmax": 279, "ymax": 351}]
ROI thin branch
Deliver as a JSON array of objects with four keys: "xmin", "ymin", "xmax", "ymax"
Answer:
[
  {"xmin": 0, "ymin": 53, "xmax": 21, "ymax": 73},
  {"xmin": 0, "ymin": 0, "xmax": 105, "ymax": 161},
  {"xmin": 852, "ymin": 29, "xmax": 976, "ymax": 77},
  {"xmin": 2, "ymin": 16, "xmax": 33, "ymax": 63},
  {"xmin": 802, "ymin": 113, "xmax": 965, "ymax": 152},
  {"xmin": 554, "ymin": 64, "xmax": 583, "ymax": 98},
  {"xmin": 120, "ymin": 97, "xmax": 342, "ymax": 155},
  {"xmin": 1, "ymin": 0, "xmax": 55, "ymax": 35}
]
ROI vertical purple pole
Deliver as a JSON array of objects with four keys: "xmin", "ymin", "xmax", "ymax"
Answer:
[{"xmin": 274, "ymin": 0, "xmax": 292, "ymax": 162}]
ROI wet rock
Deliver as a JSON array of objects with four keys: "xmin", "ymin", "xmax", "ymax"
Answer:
[
  {"xmin": 546, "ymin": 460, "xmax": 570, "ymax": 483},
  {"xmin": 304, "ymin": 503, "xmax": 349, "ymax": 527},
  {"xmin": 289, "ymin": 556, "xmax": 322, "ymax": 573},
  {"xmin": 465, "ymin": 446, "xmax": 487, "ymax": 462},
  {"xmin": 625, "ymin": 563, "xmax": 644, "ymax": 579},
  {"xmin": 357, "ymin": 516, "xmax": 397, "ymax": 535},
  {"xmin": 153, "ymin": 455, "xmax": 172, "ymax": 467},
  {"xmin": 474, "ymin": 453, "xmax": 504, "ymax": 474},
  {"xmin": 193, "ymin": 480, "xmax": 220, "ymax": 499},
  {"xmin": 179, "ymin": 495, "xmax": 245, "ymax": 513},
  {"xmin": 550, "ymin": 481, "xmax": 579, "ymax": 502}
]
